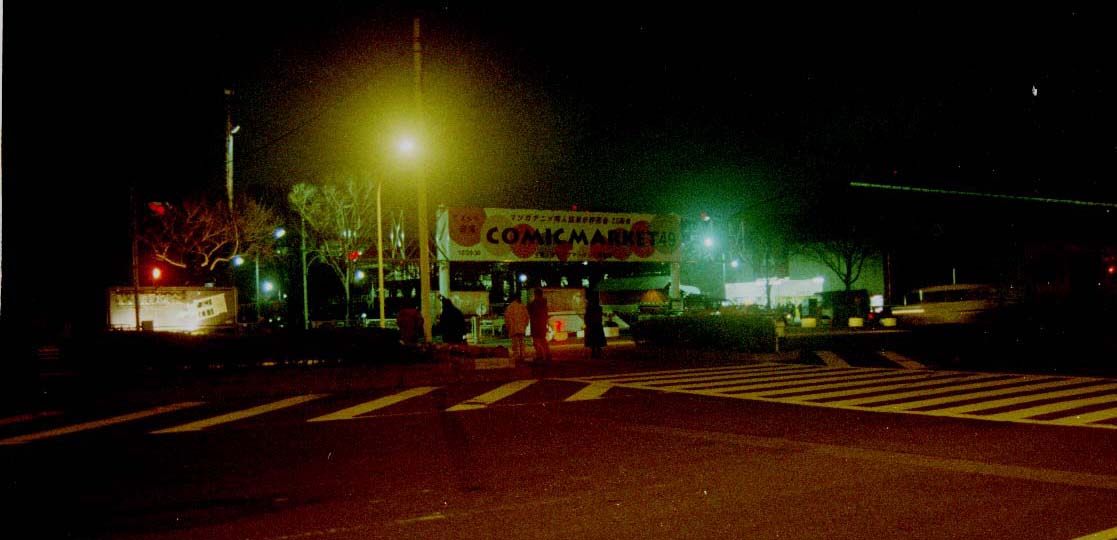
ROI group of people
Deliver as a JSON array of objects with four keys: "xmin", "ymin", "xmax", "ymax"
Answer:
[
  {"xmin": 402, "ymin": 287, "xmax": 607, "ymax": 363},
  {"xmin": 505, "ymin": 287, "xmax": 606, "ymax": 363}
]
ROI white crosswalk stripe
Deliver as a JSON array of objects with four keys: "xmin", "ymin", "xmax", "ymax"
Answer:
[{"xmin": 563, "ymin": 363, "xmax": 1117, "ymax": 430}]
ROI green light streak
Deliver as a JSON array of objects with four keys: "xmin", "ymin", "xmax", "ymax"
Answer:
[{"xmin": 850, "ymin": 182, "xmax": 1117, "ymax": 209}]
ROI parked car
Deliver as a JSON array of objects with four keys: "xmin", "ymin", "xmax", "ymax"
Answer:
[{"xmin": 889, "ymin": 283, "xmax": 1013, "ymax": 327}]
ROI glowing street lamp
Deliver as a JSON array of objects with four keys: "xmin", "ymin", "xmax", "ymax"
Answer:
[{"xmin": 397, "ymin": 134, "xmax": 431, "ymax": 342}]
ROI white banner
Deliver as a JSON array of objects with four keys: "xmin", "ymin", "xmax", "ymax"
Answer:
[{"xmin": 438, "ymin": 208, "xmax": 681, "ymax": 263}]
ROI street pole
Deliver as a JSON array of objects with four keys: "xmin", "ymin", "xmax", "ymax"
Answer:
[
  {"xmin": 224, "ymin": 89, "xmax": 236, "ymax": 211},
  {"xmin": 414, "ymin": 16, "xmax": 433, "ymax": 343},
  {"xmin": 300, "ymin": 216, "xmax": 310, "ymax": 330},
  {"xmin": 377, "ymin": 180, "xmax": 386, "ymax": 328},
  {"xmin": 130, "ymin": 186, "xmax": 141, "ymax": 331},
  {"xmin": 254, "ymin": 254, "xmax": 261, "ymax": 323}
]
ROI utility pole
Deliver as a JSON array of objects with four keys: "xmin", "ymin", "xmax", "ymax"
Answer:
[
  {"xmin": 130, "ymin": 186, "xmax": 141, "ymax": 330},
  {"xmin": 224, "ymin": 88, "xmax": 237, "ymax": 211},
  {"xmin": 301, "ymin": 216, "xmax": 310, "ymax": 330},
  {"xmin": 414, "ymin": 16, "xmax": 433, "ymax": 343}
]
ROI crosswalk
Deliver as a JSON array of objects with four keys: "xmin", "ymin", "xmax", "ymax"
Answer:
[
  {"xmin": 4, "ymin": 363, "xmax": 1117, "ymax": 445},
  {"xmin": 565, "ymin": 363, "xmax": 1117, "ymax": 430}
]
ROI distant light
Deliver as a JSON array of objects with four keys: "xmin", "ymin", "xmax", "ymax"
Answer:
[
  {"xmin": 1032, "ymin": 85, "xmax": 1038, "ymax": 97},
  {"xmin": 233, "ymin": 255, "xmax": 245, "ymax": 266},
  {"xmin": 263, "ymin": 281, "xmax": 275, "ymax": 293},
  {"xmin": 151, "ymin": 267, "xmax": 162, "ymax": 281},
  {"xmin": 1108, "ymin": 265, "xmax": 1116, "ymax": 275},
  {"xmin": 518, "ymin": 274, "xmax": 528, "ymax": 283},
  {"xmin": 274, "ymin": 227, "xmax": 286, "ymax": 239},
  {"xmin": 582, "ymin": 261, "xmax": 589, "ymax": 266},
  {"xmin": 398, "ymin": 138, "xmax": 418, "ymax": 156},
  {"xmin": 730, "ymin": 259, "xmax": 739, "ymax": 268},
  {"xmin": 230, "ymin": 125, "xmax": 241, "ymax": 135},
  {"xmin": 703, "ymin": 237, "xmax": 714, "ymax": 248},
  {"xmin": 355, "ymin": 270, "xmax": 366, "ymax": 281}
]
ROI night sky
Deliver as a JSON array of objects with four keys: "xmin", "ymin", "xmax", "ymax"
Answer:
[{"xmin": 4, "ymin": 3, "xmax": 1116, "ymax": 331}]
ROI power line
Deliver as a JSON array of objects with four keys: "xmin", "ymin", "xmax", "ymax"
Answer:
[{"xmin": 851, "ymin": 181, "xmax": 1117, "ymax": 209}]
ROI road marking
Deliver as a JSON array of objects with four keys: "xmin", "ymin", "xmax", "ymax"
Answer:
[
  {"xmin": 631, "ymin": 365, "xmax": 827, "ymax": 388},
  {"xmin": 828, "ymin": 374, "xmax": 1026, "ymax": 406},
  {"xmin": 880, "ymin": 350, "xmax": 927, "ymax": 369},
  {"xmin": 1051, "ymin": 407, "xmax": 1117, "ymax": 426},
  {"xmin": 0, "ymin": 410, "xmax": 63, "ymax": 427},
  {"xmin": 575, "ymin": 363, "xmax": 808, "ymax": 381},
  {"xmin": 1073, "ymin": 524, "xmax": 1117, "ymax": 540},
  {"xmin": 687, "ymin": 369, "xmax": 921, "ymax": 393},
  {"xmin": 741, "ymin": 371, "xmax": 951, "ymax": 398},
  {"xmin": 398, "ymin": 512, "xmax": 447, "ymax": 524},
  {"xmin": 447, "ymin": 379, "xmax": 538, "ymax": 412},
  {"xmin": 929, "ymin": 383, "xmax": 1117, "ymax": 415},
  {"xmin": 582, "ymin": 364, "xmax": 808, "ymax": 384},
  {"xmin": 0, "ymin": 402, "xmax": 205, "ymax": 445},
  {"xmin": 981, "ymin": 392, "xmax": 1117, "ymax": 422},
  {"xmin": 879, "ymin": 378, "xmax": 1090, "ymax": 412},
  {"xmin": 566, "ymin": 364, "xmax": 1117, "ymax": 431},
  {"xmin": 565, "ymin": 382, "xmax": 613, "ymax": 402},
  {"xmin": 815, "ymin": 350, "xmax": 850, "ymax": 367},
  {"xmin": 768, "ymin": 372, "xmax": 979, "ymax": 401},
  {"xmin": 152, "ymin": 394, "xmax": 328, "ymax": 433},
  {"xmin": 308, "ymin": 387, "xmax": 439, "ymax": 422}
]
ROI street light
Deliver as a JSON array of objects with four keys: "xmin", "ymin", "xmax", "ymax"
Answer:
[
  {"xmin": 396, "ymin": 134, "xmax": 430, "ymax": 342},
  {"xmin": 376, "ymin": 179, "xmax": 386, "ymax": 328}
]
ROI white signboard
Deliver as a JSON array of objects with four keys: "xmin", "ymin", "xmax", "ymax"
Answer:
[
  {"xmin": 107, "ymin": 287, "xmax": 238, "ymax": 332},
  {"xmin": 438, "ymin": 207, "xmax": 681, "ymax": 263}
]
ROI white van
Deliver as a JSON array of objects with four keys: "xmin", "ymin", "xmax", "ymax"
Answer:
[{"xmin": 889, "ymin": 284, "xmax": 1008, "ymax": 326}]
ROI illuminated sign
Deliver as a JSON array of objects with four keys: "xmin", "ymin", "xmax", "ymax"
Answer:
[{"xmin": 438, "ymin": 208, "xmax": 681, "ymax": 263}]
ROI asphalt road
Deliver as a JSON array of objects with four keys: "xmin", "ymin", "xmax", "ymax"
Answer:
[{"xmin": 4, "ymin": 340, "xmax": 1117, "ymax": 539}]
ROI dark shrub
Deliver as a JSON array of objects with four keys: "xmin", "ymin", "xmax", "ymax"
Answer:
[{"xmin": 632, "ymin": 314, "xmax": 776, "ymax": 352}]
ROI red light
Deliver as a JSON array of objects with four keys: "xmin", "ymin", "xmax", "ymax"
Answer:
[
  {"xmin": 148, "ymin": 201, "xmax": 166, "ymax": 216},
  {"xmin": 348, "ymin": 251, "xmax": 360, "ymax": 261},
  {"xmin": 1108, "ymin": 265, "xmax": 1116, "ymax": 275}
]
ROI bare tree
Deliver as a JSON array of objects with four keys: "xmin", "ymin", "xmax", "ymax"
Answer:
[
  {"xmin": 731, "ymin": 217, "xmax": 791, "ymax": 309},
  {"xmin": 802, "ymin": 231, "xmax": 874, "ymax": 291},
  {"xmin": 140, "ymin": 197, "xmax": 279, "ymax": 283},
  {"xmin": 288, "ymin": 179, "xmax": 377, "ymax": 323}
]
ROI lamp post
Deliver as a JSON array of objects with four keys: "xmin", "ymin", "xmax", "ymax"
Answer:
[
  {"xmin": 412, "ymin": 17, "xmax": 432, "ymax": 343},
  {"xmin": 376, "ymin": 179, "xmax": 386, "ymax": 328}
]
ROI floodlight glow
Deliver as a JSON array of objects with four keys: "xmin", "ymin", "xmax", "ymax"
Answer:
[
  {"xmin": 151, "ymin": 267, "xmax": 162, "ymax": 280},
  {"xmin": 355, "ymin": 270, "xmax": 366, "ymax": 281},
  {"xmin": 703, "ymin": 237, "xmax": 714, "ymax": 248},
  {"xmin": 274, "ymin": 227, "xmax": 286, "ymax": 239},
  {"xmin": 263, "ymin": 281, "xmax": 275, "ymax": 293},
  {"xmin": 519, "ymin": 274, "xmax": 528, "ymax": 283},
  {"xmin": 730, "ymin": 260, "xmax": 740, "ymax": 268},
  {"xmin": 233, "ymin": 255, "xmax": 245, "ymax": 266},
  {"xmin": 398, "ymin": 137, "xmax": 418, "ymax": 156}
]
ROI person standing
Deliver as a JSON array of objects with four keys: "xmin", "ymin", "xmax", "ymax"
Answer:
[
  {"xmin": 438, "ymin": 296, "xmax": 466, "ymax": 344},
  {"xmin": 583, "ymin": 290, "xmax": 606, "ymax": 358},
  {"xmin": 396, "ymin": 299, "xmax": 423, "ymax": 345},
  {"xmin": 527, "ymin": 287, "xmax": 551, "ymax": 363},
  {"xmin": 503, "ymin": 296, "xmax": 529, "ymax": 363}
]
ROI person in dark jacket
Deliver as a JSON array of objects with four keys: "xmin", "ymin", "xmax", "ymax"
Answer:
[
  {"xmin": 438, "ymin": 297, "xmax": 466, "ymax": 344},
  {"xmin": 583, "ymin": 290, "xmax": 606, "ymax": 358}
]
